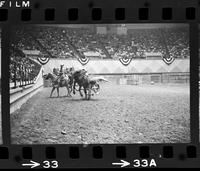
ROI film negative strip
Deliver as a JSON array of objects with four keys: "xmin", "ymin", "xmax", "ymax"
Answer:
[{"xmin": 0, "ymin": 0, "xmax": 200, "ymax": 169}]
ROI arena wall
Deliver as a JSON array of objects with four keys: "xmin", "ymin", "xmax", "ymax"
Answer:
[
  {"xmin": 44, "ymin": 59, "xmax": 189, "ymax": 74},
  {"xmin": 10, "ymin": 67, "xmax": 44, "ymax": 114},
  {"xmin": 43, "ymin": 59, "xmax": 190, "ymax": 85}
]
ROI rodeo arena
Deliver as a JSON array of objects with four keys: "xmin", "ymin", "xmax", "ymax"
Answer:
[{"xmin": 10, "ymin": 24, "xmax": 190, "ymax": 144}]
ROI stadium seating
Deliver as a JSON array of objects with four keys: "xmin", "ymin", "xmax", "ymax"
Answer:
[
  {"xmin": 10, "ymin": 47, "xmax": 41, "ymax": 88},
  {"xmin": 9, "ymin": 26, "xmax": 189, "ymax": 88},
  {"xmin": 10, "ymin": 26, "xmax": 189, "ymax": 60}
]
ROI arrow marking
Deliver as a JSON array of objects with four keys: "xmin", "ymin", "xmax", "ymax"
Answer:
[
  {"xmin": 22, "ymin": 160, "xmax": 40, "ymax": 168},
  {"xmin": 112, "ymin": 160, "xmax": 130, "ymax": 168}
]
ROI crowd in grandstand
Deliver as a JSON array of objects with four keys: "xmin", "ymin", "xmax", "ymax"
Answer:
[
  {"xmin": 9, "ymin": 25, "xmax": 190, "ymax": 87},
  {"xmin": 10, "ymin": 26, "xmax": 189, "ymax": 60},
  {"xmin": 10, "ymin": 47, "xmax": 41, "ymax": 87}
]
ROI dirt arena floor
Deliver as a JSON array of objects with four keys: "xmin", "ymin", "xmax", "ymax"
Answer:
[{"xmin": 11, "ymin": 83, "xmax": 190, "ymax": 144}]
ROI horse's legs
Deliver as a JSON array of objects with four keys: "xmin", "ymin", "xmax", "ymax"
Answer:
[
  {"xmin": 66, "ymin": 82, "xmax": 72, "ymax": 97},
  {"xmin": 50, "ymin": 87, "xmax": 55, "ymax": 97},
  {"xmin": 87, "ymin": 84, "xmax": 92, "ymax": 100},
  {"xmin": 73, "ymin": 81, "xmax": 77, "ymax": 94},
  {"xmin": 79, "ymin": 85, "xmax": 83, "ymax": 97},
  {"xmin": 57, "ymin": 87, "xmax": 59, "ymax": 97},
  {"xmin": 69, "ymin": 78, "xmax": 73, "ymax": 94},
  {"xmin": 84, "ymin": 87, "xmax": 87, "ymax": 99}
]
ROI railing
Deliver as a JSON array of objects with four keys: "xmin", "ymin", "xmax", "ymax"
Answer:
[
  {"xmin": 10, "ymin": 66, "xmax": 44, "ymax": 114},
  {"xmin": 10, "ymin": 57, "xmax": 41, "ymax": 89}
]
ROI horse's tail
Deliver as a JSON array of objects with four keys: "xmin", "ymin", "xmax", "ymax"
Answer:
[
  {"xmin": 98, "ymin": 78, "xmax": 109, "ymax": 82},
  {"xmin": 90, "ymin": 76, "xmax": 109, "ymax": 83}
]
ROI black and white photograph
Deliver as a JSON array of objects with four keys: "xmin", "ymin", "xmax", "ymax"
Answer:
[{"xmin": 10, "ymin": 24, "xmax": 190, "ymax": 144}]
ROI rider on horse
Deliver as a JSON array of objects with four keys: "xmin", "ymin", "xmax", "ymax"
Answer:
[{"xmin": 53, "ymin": 65, "xmax": 65, "ymax": 86}]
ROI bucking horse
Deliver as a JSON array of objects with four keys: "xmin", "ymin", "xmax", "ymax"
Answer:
[
  {"xmin": 72, "ymin": 69, "xmax": 92, "ymax": 100},
  {"xmin": 72, "ymin": 69, "xmax": 108, "ymax": 100}
]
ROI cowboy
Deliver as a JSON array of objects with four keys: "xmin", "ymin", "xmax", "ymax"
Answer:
[
  {"xmin": 54, "ymin": 65, "xmax": 65, "ymax": 85},
  {"xmin": 53, "ymin": 68, "xmax": 58, "ymax": 75}
]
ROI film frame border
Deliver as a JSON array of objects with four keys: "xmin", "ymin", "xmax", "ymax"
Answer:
[
  {"xmin": 0, "ymin": 0, "xmax": 199, "ymax": 168},
  {"xmin": 0, "ymin": 0, "xmax": 199, "ymax": 22}
]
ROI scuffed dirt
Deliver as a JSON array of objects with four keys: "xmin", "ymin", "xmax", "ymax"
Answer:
[{"xmin": 11, "ymin": 83, "xmax": 190, "ymax": 144}]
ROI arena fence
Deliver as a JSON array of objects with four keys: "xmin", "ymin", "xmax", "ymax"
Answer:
[
  {"xmin": 10, "ymin": 67, "xmax": 44, "ymax": 114},
  {"xmin": 91, "ymin": 72, "xmax": 189, "ymax": 85},
  {"xmin": 43, "ymin": 72, "xmax": 189, "ymax": 87},
  {"xmin": 10, "ymin": 56, "xmax": 41, "ymax": 89}
]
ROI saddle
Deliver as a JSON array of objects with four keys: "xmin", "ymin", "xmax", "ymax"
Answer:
[{"xmin": 60, "ymin": 74, "xmax": 70, "ymax": 86}]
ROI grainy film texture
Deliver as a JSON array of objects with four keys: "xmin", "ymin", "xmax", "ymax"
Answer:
[{"xmin": 9, "ymin": 24, "xmax": 190, "ymax": 144}]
